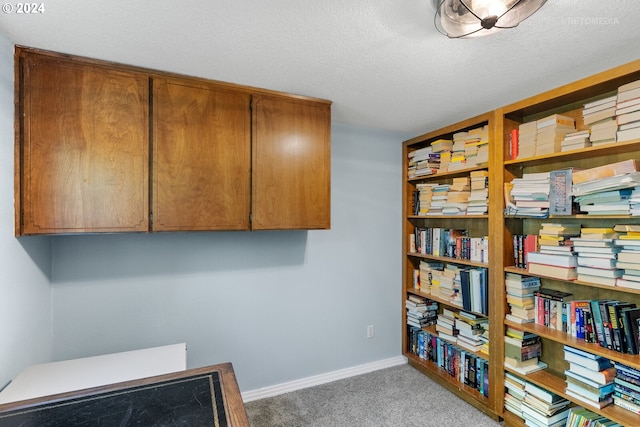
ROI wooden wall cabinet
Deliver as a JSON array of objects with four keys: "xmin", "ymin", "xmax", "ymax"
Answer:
[
  {"xmin": 252, "ymin": 95, "xmax": 331, "ymax": 230},
  {"xmin": 14, "ymin": 47, "xmax": 331, "ymax": 235},
  {"xmin": 16, "ymin": 51, "xmax": 150, "ymax": 234},
  {"xmin": 152, "ymin": 78, "xmax": 251, "ymax": 231}
]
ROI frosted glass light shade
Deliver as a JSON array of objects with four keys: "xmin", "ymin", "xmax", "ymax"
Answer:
[{"xmin": 434, "ymin": 0, "xmax": 547, "ymax": 38}]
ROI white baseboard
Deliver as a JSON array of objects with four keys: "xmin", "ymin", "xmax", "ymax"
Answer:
[{"xmin": 242, "ymin": 355, "xmax": 407, "ymax": 402}]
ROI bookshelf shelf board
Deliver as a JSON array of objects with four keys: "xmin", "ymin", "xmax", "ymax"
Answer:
[
  {"xmin": 504, "ymin": 139, "xmax": 640, "ymax": 168},
  {"xmin": 504, "ymin": 319, "xmax": 640, "ymax": 368},
  {"xmin": 407, "ymin": 164, "xmax": 489, "ymax": 182},
  {"xmin": 501, "ymin": 409, "xmax": 526, "ymax": 427},
  {"xmin": 408, "ymin": 215, "xmax": 489, "ymax": 220},
  {"xmin": 406, "ymin": 252, "xmax": 488, "ymax": 268},
  {"xmin": 503, "ymin": 266, "xmax": 640, "ymax": 295}
]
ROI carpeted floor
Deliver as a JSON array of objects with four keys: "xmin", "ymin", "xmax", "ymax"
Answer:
[{"xmin": 245, "ymin": 363, "xmax": 503, "ymax": 427}]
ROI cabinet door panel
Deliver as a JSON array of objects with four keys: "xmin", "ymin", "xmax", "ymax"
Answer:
[
  {"xmin": 20, "ymin": 56, "xmax": 149, "ymax": 234},
  {"xmin": 153, "ymin": 79, "xmax": 251, "ymax": 231},
  {"xmin": 252, "ymin": 96, "xmax": 331, "ymax": 230}
]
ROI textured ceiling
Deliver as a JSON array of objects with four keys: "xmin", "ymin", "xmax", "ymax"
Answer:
[{"xmin": 1, "ymin": 1, "xmax": 639, "ymax": 135}]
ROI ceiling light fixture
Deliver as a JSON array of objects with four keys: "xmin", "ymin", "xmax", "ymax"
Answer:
[{"xmin": 434, "ymin": 0, "xmax": 547, "ymax": 38}]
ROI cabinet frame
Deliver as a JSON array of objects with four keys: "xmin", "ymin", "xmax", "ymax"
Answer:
[{"xmin": 14, "ymin": 46, "xmax": 332, "ymax": 235}]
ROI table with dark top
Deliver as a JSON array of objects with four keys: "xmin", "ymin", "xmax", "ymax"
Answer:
[{"xmin": 0, "ymin": 362, "xmax": 249, "ymax": 426}]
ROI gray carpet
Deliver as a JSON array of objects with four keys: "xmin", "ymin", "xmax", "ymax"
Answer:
[{"xmin": 245, "ymin": 363, "xmax": 503, "ymax": 427}]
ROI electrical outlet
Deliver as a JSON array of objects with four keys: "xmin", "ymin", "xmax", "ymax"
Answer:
[{"xmin": 367, "ymin": 324, "xmax": 375, "ymax": 339}]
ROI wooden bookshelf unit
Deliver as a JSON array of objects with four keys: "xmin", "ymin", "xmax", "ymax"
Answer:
[{"xmin": 402, "ymin": 59, "xmax": 640, "ymax": 425}]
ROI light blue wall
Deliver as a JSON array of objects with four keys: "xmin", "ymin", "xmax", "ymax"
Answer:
[
  {"xmin": 0, "ymin": 34, "xmax": 53, "ymax": 389},
  {"xmin": 51, "ymin": 122, "xmax": 409, "ymax": 392}
]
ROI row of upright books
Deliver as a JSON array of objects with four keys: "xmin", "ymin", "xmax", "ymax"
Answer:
[
  {"xmin": 407, "ymin": 125, "xmax": 489, "ymax": 178},
  {"xmin": 411, "ymin": 171, "xmax": 488, "ymax": 216},
  {"xmin": 505, "ymin": 272, "xmax": 640, "ymax": 356},
  {"xmin": 508, "ymin": 78, "xmax": 640, "ymax": 160},
  {"xmin": 407, "ymin": 323, "xmax": 489, "ymax": 397},
  {"xmin": 413, "ymin": 261, "xmax": 489, "ymax": 315},
  {"xmin": 410, "ymin": 226, "xmax": 488, "ymax": 263}
]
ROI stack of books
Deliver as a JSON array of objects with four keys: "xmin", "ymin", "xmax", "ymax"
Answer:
[
  {"xmin": 504, "ymin": 327, "xmax": 546, "ymax": 374},
  {"xmin": 504, "ymin": 372, "xmax": 526, "ymax": 417},
  {"xmin": 517, "ymin": 121, "xmax": 537, "ymax": 159},
  {"xmin": 505, "ymin": 272, "xmax": 540, "ymax": 324},
  {"xmin": 590, "ymin": 118, "xmax": 619, "ymax": 146},
  {"xmin": 435, "ymin": 307, "xmax": 458, "ymax": 343},
  {"xmin": 574, "ymin": 188, "xmax": 633, "ymax": 216},
  {"xmin": 475, "ymin": 125, "xmax": 490, "ymax": 165},
  {"xmin": 612, "ymin": 361, "xmax": 640, "ymax": 415},
  {"xmin": 505, "ymin": 172, "xmax": 551, "ymax": 218},
  {"xmin": 616, "ymin": 79, "xmax": 640, "ymax": 143},
  {"xmin": 413, "ymin": 183, "xmax": 437, "ymax": 215},
  {"xmin": 564, "ymin": 346, "xmax": 615, "ymax": 409},
  {"xmin": 526, "ymin": 222, "xmax": 581, "ymax": 280},
  {"xmin": 561, "ymin": 129, "xmax": 591, "ymax": 151},
  {"xmin": 405, "ymin": 295, "xmax": 439, "ymax": 329},
  {"xmin": 467, "ymin": 170, "xmax": 488, "ymax": 215},
  {"xmin": 426, "ymin": 183, "xmax": 450, "ymax": 216},
  {"xmin": 442, "ymin": 177, "xmax": 470, "ymax": 215},
  {"xmin": 417, "ymin": 260, "xmax": 443, "ymax": 294},
  {"xmin": 565, "ymin": 406, "xmax": 619, "ymax": 426},
  {"xmin": 583, "ymin": 95, "xmax": 617, "ymax": 132},
  {"xmin": 432, "ymin": 264, "xmax": 461, "ymax": 307},
  {"xmin": 613, "ymin": 224, "xmax": 640, "ymax": 290},
  {"xmin": 454, "ymin": 126, "xmax": 487, "ymax": 168},
  {"xmin": 448, "ymin": 133, "xmax": 468, "ymax": 171},
  {"xmin": 407, "ymin": 145, "xmax": 440, "ymax": 178},
  {"xmin": 521, "ymin": 381, "xmax": 572, "ymax": 427},
  {"xmin": 535, "ymin": 114, "xmax": 576, "ymax": 155},
  {"xmin": 455, "ymin": 311, "xmax": 488, "ymax": 353},
  {"xmin": 574, "ymin": 227, "xmax": 622, "ymax": 286},
  {"xmin": 572, "ymin": 160, "xmax": 640, "ymax": 204}
]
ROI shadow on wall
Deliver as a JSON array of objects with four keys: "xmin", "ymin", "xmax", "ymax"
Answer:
[
  {"xmin": 41, "ymin": 230, "xmax": 308, "ymax": 283},
  {"xmin": 15, "ymin": 235, "xmax": 53, "ymax": 281}
]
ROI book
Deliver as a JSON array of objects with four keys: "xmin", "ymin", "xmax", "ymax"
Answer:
[
  {"xmin": 565, "ymin": 370, "xmax": 616, "ymax": 396},
  {"xmin": 572, "ymin": 159, "xmax": 640, "ymax": 184},
  {"xmin": 521, "ymin": 405, "xmax": 571, "ymax": 426},
  {"xmin": 549, "ymin": 169, "xmax": 575, "ymax": 215},
  {"xmin": 527, "ymin": 252, "xmax": 577, "ymax": 268},
  {"xmin": 527, "ymin": 262, "xmax": 577, "ymax": 280},
  {"xmin": 620, "ymin": 307, "xmax": 640, "ymax": 354},
  {"xmin": 613, "ymin": 395, "xmax": 640, "ymax": 414},
  {"xmin": 524, "ymin": 381, "xmax": 566, "ymax": 404},
  {"xmin": 576, "ymin": 266, "xmax": 623, "ymax": 278},
  {"xmin": 567, "ymin": 362, "xmax": 616, "ymax": 385},
  {"xmin": 565, "ymin": 388, "xmax": 613, "ymax": 409},
  {"xmin": 504, "ymin": 359, "xmax": 547, "ymax": 375},
  {"xmin": 563, "ymin": 346, "xmax": 612, "ymax": 371}
]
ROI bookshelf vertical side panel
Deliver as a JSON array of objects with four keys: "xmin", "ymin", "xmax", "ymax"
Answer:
[{"xmin": 488, "ymin": 110, "xmax": 506, "ymax": 414}]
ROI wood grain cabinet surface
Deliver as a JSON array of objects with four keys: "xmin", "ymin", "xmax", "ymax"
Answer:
[
  {"xmin": 252, "ymin": 95, "xmax": 331, "ymax": 230},
  {"xmin": 152, "ymin": 78, "xmax": 251, "ymax": 231},
  {"xmin": 16, "ymin": 52, "xmax": 150, "ymax": 234},
  {"xmin": 14, "ymin": 47, "xmax": 331, "ymax": 235}
]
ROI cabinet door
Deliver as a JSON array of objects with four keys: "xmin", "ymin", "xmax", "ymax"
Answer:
[
  {"xmin": 252, "ymin": 95, "xmax": 331, "ymax": 230},
  {"xmin": 152, "ymin": 79, "xmax": 251, "ymax": 231},
  {"xmin": 18, "ymin": 54, "xmax": 149, "ymax": 235}
]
